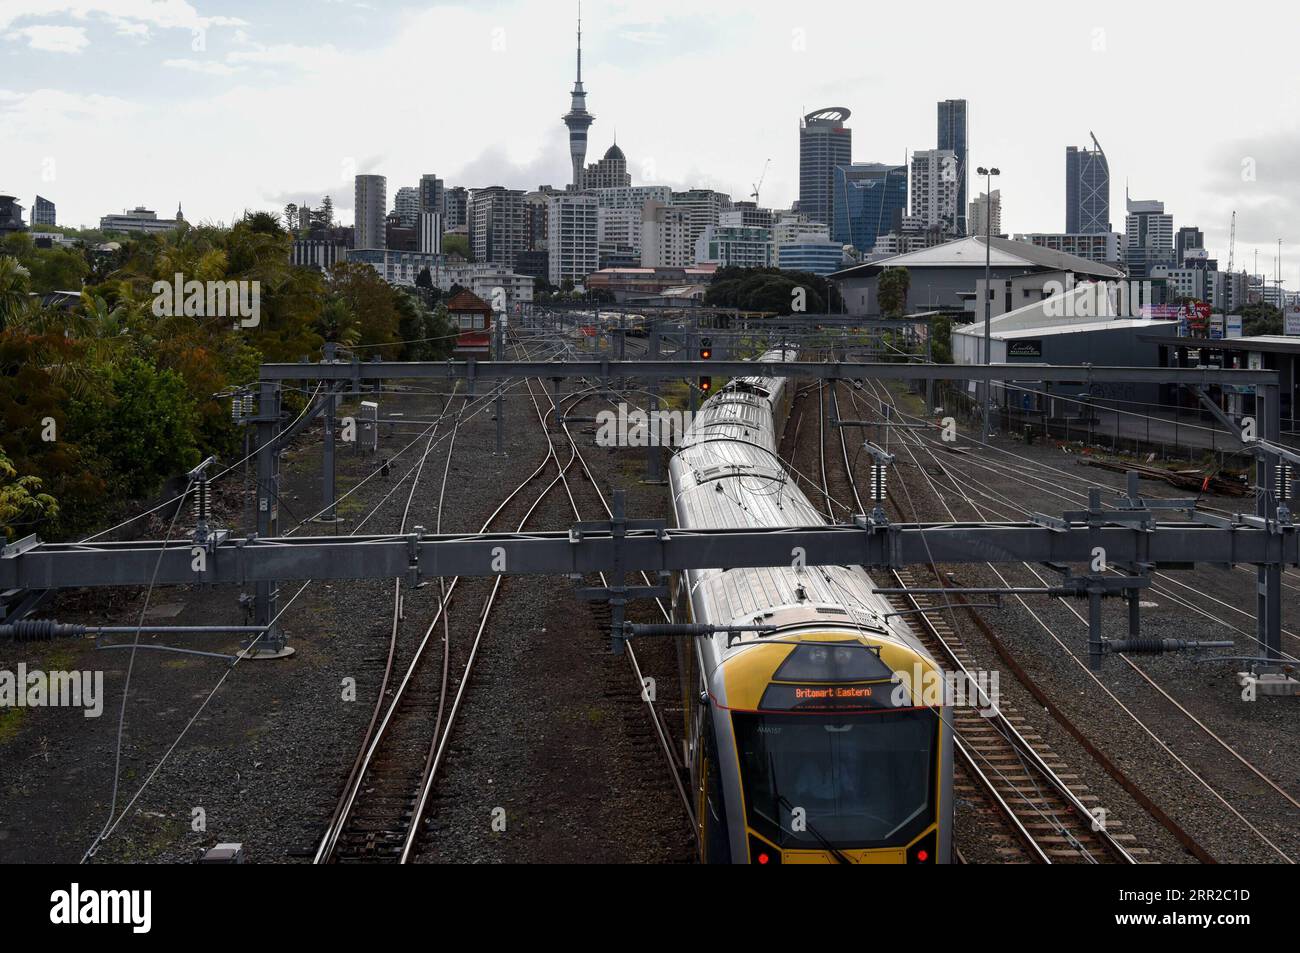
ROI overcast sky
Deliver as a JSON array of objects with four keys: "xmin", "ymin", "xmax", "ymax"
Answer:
[{"xmin": 2, "ymin": 0, "xmax": 1296, "ymax": 283}]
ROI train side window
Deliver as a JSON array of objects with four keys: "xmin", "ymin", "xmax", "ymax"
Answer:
[{"xmin": 701, "ymin": 707, "xmax": 732, "ymax": 864}]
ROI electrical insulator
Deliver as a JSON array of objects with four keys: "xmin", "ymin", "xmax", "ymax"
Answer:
[
  {"xmin": 1277, "ymin": 464, "xmax": 1293, "ymax": 501},
  {"xmin": 871, "ymin": 464, "xmax": 888, "ymax": 502},
  {"xmin": 191, "ymin": 481, "xmax": 210, "ymax": 522}
]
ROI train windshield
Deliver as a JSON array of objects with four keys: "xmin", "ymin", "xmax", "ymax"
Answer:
[{"xmin": 732, "ymin": 709, "xmax": 937, "ymax": 850}]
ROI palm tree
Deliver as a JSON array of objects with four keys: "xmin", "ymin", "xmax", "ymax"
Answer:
[{"xmin": 0, "ymin": 255, "xmax": 32, "ymax": 330}]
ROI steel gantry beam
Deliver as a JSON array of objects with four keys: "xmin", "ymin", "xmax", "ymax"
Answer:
[
  {"xmin": 5, "ymin": 516, "xmax": 1297, "ymax": 592},
  {"xmin": 259, "ymin": 358, "xmax": 1279, "ymax": 388},
  {"xmin": 5, "ymin": 490, "xmax": 1294, "ymax": 666}
]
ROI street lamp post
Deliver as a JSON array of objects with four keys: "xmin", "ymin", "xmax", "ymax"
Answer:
[{"xmin": 977, "ymin": 166, "xmax": 1000, "ymax": 441}]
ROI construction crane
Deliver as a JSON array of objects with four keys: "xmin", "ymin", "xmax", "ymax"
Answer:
[
  {"xmin": 751, "ymin": 158, "xmax": 771, "ymax": 205},
  {"xmin": 1227, "ymin": 210, "xmax": 1236, "ymax": 276}
]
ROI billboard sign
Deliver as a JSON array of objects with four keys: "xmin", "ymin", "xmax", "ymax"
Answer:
[
  {"xmin": 1286, "ymin": 305, "xmax": 1300, "ymax": 336},
  {"xmin": 1007, "ymin": 340, "xmax": 1043, "ymax": 359}
]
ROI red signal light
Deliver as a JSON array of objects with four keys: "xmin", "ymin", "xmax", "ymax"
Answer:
[
  {"xmin": 758, "ymin": 852, "xmax": 770, "ymax": 865},
  {"xmin": 917, "ymin": 850, "xmax": 929, "ymax": 862},
  {"xmin": 700, "ymin": 377, "xmax": 712, "ymax": 393}
]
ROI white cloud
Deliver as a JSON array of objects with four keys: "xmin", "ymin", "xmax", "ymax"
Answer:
[
  {"xmin": 0, "ymin": 87, "xmax": 138, "ymax": 134},
  {"xmin": 163, "ymin": 57, "xmax": 240, "ymax": 76},
  {"xmin": 0, "ymin": 1, "xmax": 246, "ymax": 33},
  {"xmin": 1, "ymin": 0, "xmax": 1297, "ymax": 288},
  {"xmin": 10, "ymin": 24, "xmax": 90, "ymax": 53},
  {"xmin": 226, "ymin": 43, "xmax": 345, "ymax": 72}
]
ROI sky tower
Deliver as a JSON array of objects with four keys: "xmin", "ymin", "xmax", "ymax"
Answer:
[{"xmin": 562, "ymin": 4, "xmax": 594, "ymax": 190}]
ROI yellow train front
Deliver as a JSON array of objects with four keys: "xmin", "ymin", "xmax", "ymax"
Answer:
[{"xmin": 668, "ymin": 351, "xmax": 953, "ymax": 864}]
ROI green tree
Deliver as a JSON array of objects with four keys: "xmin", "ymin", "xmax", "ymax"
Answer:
[
  {"xmin": 0, "ymin": 255, "xmax": 32, "ymax": 329},
  {"xmin": 326, "ymin": 262, "xmax": 401, "ymax": 356},
  {"xmin": 930, "ymin": 316, "xmax": 954, "ymax": 364},
  {"xmin": 1242, "ymin": 302, "xmax": 1281, "ymax": 337},
  {"xmin": 312, "ymin": 196, "xmax": 335, "ymax": 228},
  {"xmin": 442, "ymin": 233, "xmax": 471, "ymax": 260},
  {"xmin": 317, "ymin": 298, "xmax": 361, "ymax": 347},
  {"xmin": 878, "ymin": 266, "xmax": 910, "ymax": 317},
  {"xmin": 0, "ymin": 447, "xmax": 59, "ymax": 540},
  {"xmin": 73, "ymin": 358, "xmax": 201, "ymax": 498},
  {"xmin": 393, "ymin": 289, "xmax": 456, "ymax": 361}
]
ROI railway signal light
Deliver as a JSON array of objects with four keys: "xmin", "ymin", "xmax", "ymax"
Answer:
[
  {"xmin": 700, "ymin": 337, "xmax": 713, "ymax": 361},
  {"xmin": 700, "ymin": 376, "xmax": 713, "ymax": 393}
]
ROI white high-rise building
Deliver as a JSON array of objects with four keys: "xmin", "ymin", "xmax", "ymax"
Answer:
[
  {"xmin": 547, "ymin": 192, "xmax": 599, "ymax": 286},
  {"xmin": 354, "ymin": 174, "xmax": 387, "ymax": 250},
  {"xmin": 470, "ymin": 187, "xmax": 526, "ymax": 268},
  {"xmin": 595, "ymin": 185, "xmax": 673, "ymax": 210},
  {"xmin": 393, "ymin": 186, "xmax": 420, "ymax": 228},
  {"xmin": 418, "ymin": 212, "xmax": 442, "ymax": 254},
  {"xmin": 720, "ymin": 203, "xmax": 775, "ymax": 229},
  {"xmin": 670, "ymin": 189, "xmax": 732, "ymax": 253},
  {"xmin": 909, "ymin": 149, "xmax": 959, "ymax": 235},
  {"xmin": 1123, "ymin": 196, "xmax": 1175, "ymax": 276},
  {"xmin": 641, "ymin": 200, "xmax": 691, "ymax": 268},
  {"xmin": 695, "ymin": 225, "xmax": 774, "ymax": 268},
  {"xmin": 597, "ymin": 206, "xmax": 642, "ymax": 255},
  {"xmin": 967, "ymin": 190, "xmax": 1002, "ymax": 239},
  {"xmin": 772, "ymin": 215, "xmax": 829, "ymax": 246}
]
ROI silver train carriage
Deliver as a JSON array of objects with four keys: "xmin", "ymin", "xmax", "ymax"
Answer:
[{"xmin": 668, "ymin": 349, "xmax": 954, "ymax": 864}]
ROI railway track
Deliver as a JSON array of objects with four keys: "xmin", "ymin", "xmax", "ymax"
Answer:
[
  {"xmin": 315, "ymin": 350, "xmax": 575, "ymax": 862},
  {"xmin": 315, "ymin": 326, "xmax": 694, "ymax": 863},
  {"xmin": 837, "ymin": 374, "xmax": 1300, "ymax": 862},
  {"xmin": 814, "ymin": 377, "xmax": 1140, "ymax": 863}
]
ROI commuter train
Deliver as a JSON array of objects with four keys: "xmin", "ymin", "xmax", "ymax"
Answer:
[{"xmin": 668, "ymin": 349, "xmax": 953, "ymax": 864}]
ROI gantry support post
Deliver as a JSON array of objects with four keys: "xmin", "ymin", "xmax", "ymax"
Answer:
[
  {"xmin": 250, "ymin": 380, "xmax": 290, "ymax": 658},
  {"xmin": 494, "ymin": 312, "xmax": 506, "ymax": 457},
  {"xmin": 319, "ymin": 343, "xmax": 341, "ymax": 524},
  {"xmin": 1258, "ymin": 382, "xmax": 1282, "ymax": 663},
  {"xmin": 644, "ymin": 319, "xmax": 664, "ymax": 485}
]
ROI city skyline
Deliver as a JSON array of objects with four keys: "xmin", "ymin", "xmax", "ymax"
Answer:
[{"xmin": 1, "ymin": 0, "xmax": 1296, "ymax": 281}]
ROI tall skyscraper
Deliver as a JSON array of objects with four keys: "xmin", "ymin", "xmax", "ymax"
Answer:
[
  {"xmin": 1176, "ymin": 226, "xmax": 1205, "ymax": 262},
  {"xmin": 469, "ymin": 186, "xmax": 526, "ymax": 268},
  {"xmin": 419, "ymin": 174, "xmax": 444, "ymax": 215},
  {"xmin": 937, "ymin": 99, "xmax": 968, "ymax": 234},
  {"xmin": 32, "ymin": 195, "xmax": 55, "ymax": 227},
  {"xmin": 582, "ymin": 142, "xmax": 630, "ymax": 190},
  {"xmin": 547, "ymin": 192, "xmax": 599, "ymax": 285},
  {"xmin": 799, "ymin": 107, "xmax": 852, "ymax": 228},
  {"xmin": 968, "ymin": 190, "xmax": 1001, "ymax": 239},
  {"xmin": 1123, "ymin": 193, "xmax": 1174, "ymax": 277},
  {"xmin": 562, "ymin": 8, "xmax": 594, "ymax": 190},
  {"xmin": 641, "ymin": 200, "xmax": 691, "ymax": 267},
  {"xmin": 443, "ymin": 187, "xmax": 468, "ymax": 231},
  {"xmin": 1065, "ymin": 133, "xmax": 1110, "ymax": 233},
  {"xmin": 910, "ymin": 149, "xmax": 960, "ymax": 234},
  {"xmin": 670, "ymin": 189, "xmax": 732, "ymax": 253},
  {"xmin": 831, "ymin": 163, "xmax": 907, "ymax": 253},
  {"xmin": 393, "ymin": 187, "xmax": 420, "ymax": 228},
  {"xmin": 354, "ymin": 174, "xmax": 387, "ymax": 250}
]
